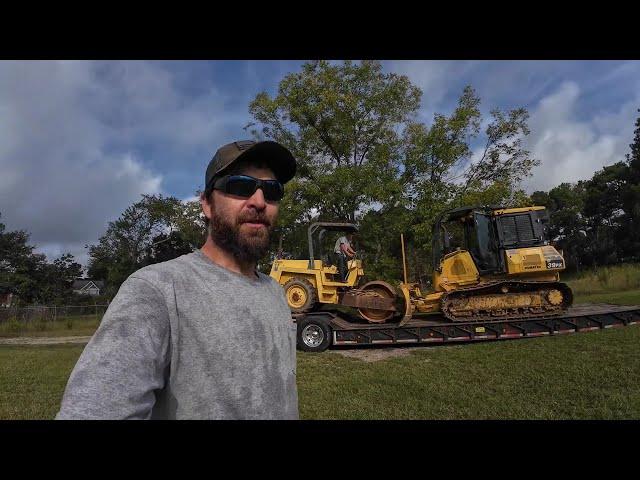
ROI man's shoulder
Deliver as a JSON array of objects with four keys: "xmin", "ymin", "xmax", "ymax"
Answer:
[
  {"xmin": 258, "ymin": 272, "xmax": 285, "ymax": 294},
  {"xmin": 128, "ymin": 252, "xmax": 197, "ymax": 288}
]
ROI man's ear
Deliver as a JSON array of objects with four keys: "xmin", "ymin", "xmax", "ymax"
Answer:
[{"xmin": 200, "ymin": 193, "xmax": 213, "ymax": 221}]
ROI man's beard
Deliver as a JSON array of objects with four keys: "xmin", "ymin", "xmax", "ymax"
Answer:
[{"xmin": 209, "ymin": 208, "xmax": 273, "ymax": 264}]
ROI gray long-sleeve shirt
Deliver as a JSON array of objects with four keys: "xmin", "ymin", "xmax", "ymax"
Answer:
[{"xmin": 56, "ymin": 250, "xmax": 299, "ymax": 420}]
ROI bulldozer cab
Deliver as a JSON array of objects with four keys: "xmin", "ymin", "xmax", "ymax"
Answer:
[{"xmin": 432, "ymin": 206, "xmax": 551, "ymax": 275}]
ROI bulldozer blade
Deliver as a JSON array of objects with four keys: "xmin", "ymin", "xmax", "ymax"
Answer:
[{"xmin": 398, "ymin": 284, "xmax": 414, "ymax": 326}]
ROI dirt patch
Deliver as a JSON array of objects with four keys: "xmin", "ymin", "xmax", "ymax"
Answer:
[
  {"xmin": 329, "ymin": 343, "xmax": 467, "ymax": 362},
  {"xmin": 0, "ymin": 336, "xmax": 92, "ymax": 346},
  {"xmin": 330, "ymin": 347, "xmax": 417, "ymax": 362}
]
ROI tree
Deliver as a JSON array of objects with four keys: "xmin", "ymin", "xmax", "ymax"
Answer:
[
  {"xmin": 619, "ymin": 109, "xmax": 640, "ymax": 261},
  {"xmin": 247, "ymin": 62, "xmax": 539, "ymax": 283},
  {"xmin": 533, "ymin": 182, "xmax": 590, "ymax": 271},
  {"xmin": 248, "ymin": 60, "xmax": 421, "ymax": 224},
  {"xmin": 404, "ymin": 86, "xmax": 538, "ymax": 253},
  {"xmin": 142, "ymin": 231, "xmax": 194, "ymax": 265},
  {"xmin": 1, "ymin": 213, "xmax": 83, "ymax": 304},
  {"xmin": 38, "ymin": 253, "xmax": 83, "ymax": 304},
  {"xmin": 0, "ymin": 213, "xmax": 43, "ymax": 303},
  {"xmin": 174, "ymin": 196, "xmax": 207, "ymax": 250},
  {"xmin": 87, "ymin": 194, "xmax": 199, "ymax": 293}
]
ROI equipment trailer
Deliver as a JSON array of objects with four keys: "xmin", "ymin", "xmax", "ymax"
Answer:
[{"xmin": 293, "ymin": 304, "xmax": 640, "ymax": 352}]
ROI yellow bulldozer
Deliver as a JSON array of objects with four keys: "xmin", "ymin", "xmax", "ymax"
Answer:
[
  {"xmin": 394, "ymin": 205, "xmax": 573, "ymax": 324},
  {"xmin": 271, "ymin": 206, "xmax": 573, "ymax": 325}
]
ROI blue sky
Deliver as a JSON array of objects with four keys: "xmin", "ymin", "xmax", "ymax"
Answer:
[{"xmin": 1, "ymin": 60, "xmax": 638, "ymax": 268}]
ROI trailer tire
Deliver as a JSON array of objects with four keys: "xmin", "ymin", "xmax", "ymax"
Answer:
[{"xmin": 297, "ymin": 317, "xmax": 332, "ymax": 352}]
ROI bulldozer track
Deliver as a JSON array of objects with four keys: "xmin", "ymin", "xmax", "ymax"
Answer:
[{"xmin": 440, "ymin": 280, "xmax": 574, "ymax": 322}]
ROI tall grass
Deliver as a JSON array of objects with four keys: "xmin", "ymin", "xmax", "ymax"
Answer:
[
  {"xmin": 566, "ymin": 263, "xmax": 640, "ymax": 296},
  {"xmin": 0, "ymin": 315, "xmax": 101, "ymax": 337}
]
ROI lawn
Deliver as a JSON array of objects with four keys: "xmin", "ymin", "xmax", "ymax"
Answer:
[
  {"xmin": 297, "ymin": 323, "xmax": 640, "ymax": 419},
  {"xmin": 1, "ymin": 293, "xmax": 639, "ymax": 419},
  {"xmin": 1, "ymin": 264, "xmax": 639, "ymax": 420},
  {"xmin": 0, "ymin": 344, "xmax": 85, "ymax": 419},
  {"xmin": 573, "ymin": 290, "xmax": 640, "ymax": 305}
]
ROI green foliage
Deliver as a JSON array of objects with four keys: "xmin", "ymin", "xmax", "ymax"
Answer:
[
  {"xmin": 406, "ymin": 88, "xmax": 538, "ymax": 253},
  {"xmin": 87, "ymin": 194, "xmax": 204, "ymax": 293},
  {"xmin": 249, "ymin": 60, "xmax": 421, "ymax": 227},
  {"xmin": 572, "ymin": 290, "xmax": 640, "ymax": 306},
  {"xmin": 248, "ymin": 61, "xmax": 538, "ymax": 280},
  {"xmin": 4, "ymin": 320, "xmax": 22, "ymax": 333},
  {"xmin": 0, "ymin": 213, "xmax": 83, "ymax": 305}
]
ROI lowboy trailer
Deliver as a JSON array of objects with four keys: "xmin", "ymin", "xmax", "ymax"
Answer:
[{"xmin": 293, "ymin": 303, "xmax": 640, "ymax": 352}]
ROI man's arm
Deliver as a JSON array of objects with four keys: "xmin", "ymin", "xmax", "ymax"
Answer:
[
  {"xmin": 56, "ymin": 275, "xmax": 171, "ymax": 420},
  {"xmin": 341, "ymin": 242, "xmax": 356, "ymax": 258}
]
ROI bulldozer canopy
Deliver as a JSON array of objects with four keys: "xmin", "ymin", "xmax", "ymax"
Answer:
[
  {"xmin": 309, "ymin": 222, "xmax": 359, "ymax": 234},
  {"xmin": 308, "ymin": 222, "xmax": 358, "ymax": 267}
]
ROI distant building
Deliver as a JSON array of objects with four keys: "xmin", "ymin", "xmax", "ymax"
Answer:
[
  {"xmin": 72, "ymin": 279, "xmax": 105, "ymax": 296},
  {"xmin": 0, "ymin": 292, "xmax": 15, "ymax": 307}
]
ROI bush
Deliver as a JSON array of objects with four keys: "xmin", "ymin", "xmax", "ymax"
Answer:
[
  {"xmin": 35, "ymin": 321, "xmax": 48, "ymax": 331},
  {"xmin": 567, "ymin": 263, "xmax": 640, "ymax": 295},
  {"xmin": 2, "ymin": 320, "xmax": 23, "ymax": 334},
  {"xmin": 596, "ymin": 268, "xmax": 610, "ymax": 286}
]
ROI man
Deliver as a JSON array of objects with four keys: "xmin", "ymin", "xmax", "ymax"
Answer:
[
  {"xmin": 334, "ymin": 232, "xmax": 356, "ymax": 282},
  {"xmin": 56, "ymin": 140, "xmax": 299, "ymax": 420}
]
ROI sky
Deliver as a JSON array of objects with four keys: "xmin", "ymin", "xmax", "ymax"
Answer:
[{"xmin": 0, "ymin": 60, "xmax": 638, "ymax": 269}]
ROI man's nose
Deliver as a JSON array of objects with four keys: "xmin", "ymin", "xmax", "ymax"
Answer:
[{"xmin": 246, "ymin": 187, "xmax": 267, "ymax": 209}]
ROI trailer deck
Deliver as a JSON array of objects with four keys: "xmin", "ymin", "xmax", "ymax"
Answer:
[{"xmin": 293, "ymin": 304, "xmax": 640, "ymax": 351}]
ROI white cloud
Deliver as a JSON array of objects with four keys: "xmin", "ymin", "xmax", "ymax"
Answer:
[
  {"xmin": 384, "ymin": 62, "xmax": 640, "ymax": 194},
  {"xmin": 181, "ymin": 195, "xmax": 200, "ymax": 204},
  {"xmin": 0, "ymin": 60, "xmax": 233, "ymax": 267},
  {"xmin": 386, "ymin": 60, "xmax": 481, "ymax": 119},
  {"xmin": 522, "ymin": 81, "xmax": 639, "ymax": 192}
]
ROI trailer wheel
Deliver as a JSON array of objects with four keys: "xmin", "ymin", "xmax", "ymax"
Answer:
[{"xmin": 297, "ymin": 317, "xmax": 332, "ymax": 352}]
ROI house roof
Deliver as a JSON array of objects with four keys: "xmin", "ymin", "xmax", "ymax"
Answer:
[{"xmin": 73, "ymin": 279, "xmax": 105, "ymax": 290}]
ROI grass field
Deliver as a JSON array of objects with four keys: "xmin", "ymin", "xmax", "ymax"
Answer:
[
  {"xmin": 0, "ymin": 344, "xmax": 84, "ymax": 419},
  {"xmin": 1, "ymin": 264, "xmax": 639, "ymax": 420},
  {"xmin": 1, "ymin": 292, "xmax": 638, "ymax": 420}
]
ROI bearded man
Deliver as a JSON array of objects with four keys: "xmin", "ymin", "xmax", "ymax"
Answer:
[{"xmin": 57, "ymin": 140, "xmax": 299, "ymax": 420}]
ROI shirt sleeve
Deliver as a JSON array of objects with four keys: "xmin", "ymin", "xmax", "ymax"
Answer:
[{"xmin": 56, "ymin": 275, "xmax": 171, "ymax": 420}]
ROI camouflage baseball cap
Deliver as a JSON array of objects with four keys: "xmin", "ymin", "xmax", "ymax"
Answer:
[{"xmin": 205, "ymin": 140, "xmax": 296, "ymax": 190}]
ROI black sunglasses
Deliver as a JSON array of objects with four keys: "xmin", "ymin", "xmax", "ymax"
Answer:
[{"xmin": 211, "ymin": 175, "xmax": 284, "ymax": 202}]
